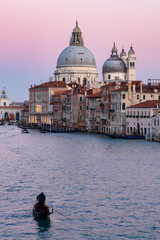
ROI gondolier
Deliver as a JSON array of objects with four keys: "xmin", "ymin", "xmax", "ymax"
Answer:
[
  {"xmin": 33, "ymin": 193, "xmax": 53, "ymax": 219},
  {"xmin": 36, "ymin": 192, "xmax": 46, "ymax": 208}
]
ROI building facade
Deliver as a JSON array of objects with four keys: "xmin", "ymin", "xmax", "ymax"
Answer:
[
  {"xmin": 86, "ymin": 90, "xmax": 101, "ymax": 132},
  {"xmin": 126, "ymin": 100, "xmax": 160, "ymax": 136},
  {"xmin": 29, "ymin": 80, "xmax": 71, "ymax": 126},
  {"xmin": 102, "ymin": 43, "xmax": 136, "ymax": 85}
]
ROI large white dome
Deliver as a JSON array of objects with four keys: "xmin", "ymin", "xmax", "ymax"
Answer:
[{"xmin": 57, "ymin": 46, "xmax": 96, "ymax": 67}]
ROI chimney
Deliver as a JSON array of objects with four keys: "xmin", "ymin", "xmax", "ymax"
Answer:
[
  {"xmin": 127, "ymin": 80, "xmax": 132, "ymax": 92},
  {"xmin": 140, "ymin": 81, "xmax": 143, "ymax": 93},
  {"xmin": 132, "ymin": 84, "xmax": 136, "ymax": 92}
]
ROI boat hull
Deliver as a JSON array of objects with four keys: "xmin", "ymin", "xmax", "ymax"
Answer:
[{"xmin": 33, "ymin": 205, "xmax": 50, "ymax": 219}]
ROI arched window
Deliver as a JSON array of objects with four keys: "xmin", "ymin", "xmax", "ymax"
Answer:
[
  {"xmin": 122, "ymin": 94, "xmax": 125, "ymax": 99},
  {"xmin": 83, "ymin": 78, "xmax": 87, "ymax": 86},
  {"xmin": 133, "ymin": 62, "xmax": 135, "ymax": 67},
  {"xmin": 122, "ymin": 103, "xmax": 125, "ymax": 110},
  {"xmin": 78, "ymin": 77, "xmax": 80, "ymax": 84},
  {"xmin": 158, "ymin": 95, "xmax": 160, "ymax": 100},
  {"xmin": 130, "ymin": 62, "xmax": 133, "ymax": 67},
  {"xmin": 62, "ymin": 78, "xmax": 66, "ymax": 82},
  {"xmin": 108, "ymin": 75, "xmax": 111, "ymax": 80}
]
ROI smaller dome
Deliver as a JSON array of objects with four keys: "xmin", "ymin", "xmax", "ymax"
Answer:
[
  {"xmin": 120, "ymin": 48, "xmax": 126, "ymax": 58},
  {"xmin": 128, "ymin": 45, "xmax": 135, "ymax": 55},
  {"xmin": 73, "ymin": 26, "xmax": 81, "ymax": 33},
  {"xmin": 103, "ymin": 43, "xmax": 127, "ymax": 74},
  {"xmin": 102, "ymin": 57, "xmax": 127, "ymax": 74}
]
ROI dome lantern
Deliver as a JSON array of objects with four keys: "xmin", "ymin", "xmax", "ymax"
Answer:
[
  {"xmin": 128, "ymin": 44, "xmax": 135, "ymax": 56},
  {"xmin": 111, "ymin": 42, "xmax": 118, "ymax": 58},
  {"xmin": 69, "ymin": 21, "xmax": 84, "ymax": 46},
  {"xmin": 120, "ymin": 47, "xmax": 126, "ymax": 58}
]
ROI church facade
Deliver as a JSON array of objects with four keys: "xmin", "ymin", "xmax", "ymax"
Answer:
[{"xmin": 102, "ymin": 43, "xmax": 136, "ymax": 85}]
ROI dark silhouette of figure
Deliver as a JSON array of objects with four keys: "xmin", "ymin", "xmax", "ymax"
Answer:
[{"xmin": 36, "ymin": 192, "xmax": 46, "ymax": 208}]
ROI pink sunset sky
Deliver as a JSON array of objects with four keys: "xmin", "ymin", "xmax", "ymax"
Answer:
[{"xmin": 0, "ymin": 0, "xmax": 160, "ymax": 101}]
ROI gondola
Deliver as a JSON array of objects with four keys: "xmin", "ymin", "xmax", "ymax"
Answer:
[
  {"xmin": 40, "ymin": 129, "xmax": 46, "ymax": 133},
  {"xmin": 21, "ymin": 129, "xmax": 29, "ymax": 133},
  {"xmin": 33, "ymin": 204, "xmax": 53, "ymax": 219}
]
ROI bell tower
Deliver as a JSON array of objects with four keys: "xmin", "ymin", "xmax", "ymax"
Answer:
[{"xmin": 127, "ymin": 45, "xmax": 136, "ymax": 80}]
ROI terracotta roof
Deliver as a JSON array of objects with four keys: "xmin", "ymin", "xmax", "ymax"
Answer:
[
  {"xmin": 87, "ymin": 91, "xmax": 102, "ymax": 98},
  {"xmin": 112, "ymin": 81, "xmax": 160, "ymax": 93},
  {"xmin": 53, "ymin": 90, "xmax": 71, "ymax": 96},
  {"xmin": 30, "ymin": 81, "xmax": 68, "ymax": 89},
  {"xmin": 127, "ymin": 100, "xmax": 160, "ymax": 108},
  {"xmin": 113, "ymin": 81, "xmax": 142, "ymax": 92},
  {"xmin": 101, "ymin": 81, "xmax": 128, "ymax": 90},
  {"xmin": 101, "ymin": 82, "xmax": 116, "ymax": 88}
]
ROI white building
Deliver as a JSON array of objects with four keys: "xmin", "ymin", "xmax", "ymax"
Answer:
[
  {"xmin": 102, "ymin": 43, "xmax": 136, "ymax": 85},
  {"xmin": 0, "ymin": 89, "xmax": 24, "ymax": 122},
  {"xmin": 29, "ymin": 81, "xmax": 71, "ymax": 126},
  {"xmin": 109, "ymin": 80, "xmax": 160, "ymax": 135},
  {"xmin": 54, "ymin": 21, "xmax": 99, "ymax": 89},
  {"xmin": 0, "ymin": 89, "xmax": 9, "ymax": 106},
  {"xmin": 152, "ymin": 112, "xmax": 160, "ymax": 141},
  {"xmin": 126, "ymin": 100, "xmax": 160, "ymax": 136}
]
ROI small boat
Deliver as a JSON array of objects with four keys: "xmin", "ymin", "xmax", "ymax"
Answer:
[
  {"xmin": 120, "ymin": 135, "xmax": 145, "ymax": 139},
  {"xmin": 22, "ymin": 129, "xmax": 29, "ymax": 133},
  {"xmin": 40, "ymin": 129, "xmax": 46, "ymax": 133},
  {"xmin": 33, "ymin": 204, "xmax": 53, "ymax": 219},
  {"xmin": 106, "ymin": 134, "xmax": 145, "ymax": 139},
  {"xmin": 106, "ymin": 134, "xmax": 121, "ymax": 138}
]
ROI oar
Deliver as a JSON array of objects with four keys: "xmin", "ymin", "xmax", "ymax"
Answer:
[{"xmin": 50, "ymin": 207, "xmax": 68, "ymax": 218}]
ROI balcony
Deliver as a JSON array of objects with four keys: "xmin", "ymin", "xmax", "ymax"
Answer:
[
  {"xmin": 101, "ymin": 113, "xmax": 106, "ymax": 119},
  {"xmin": 89, "ymin": 106, "xmax": 96, "ymax": 110}
]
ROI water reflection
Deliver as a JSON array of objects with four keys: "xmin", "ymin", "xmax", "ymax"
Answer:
[{"xmin": 35, "ymin": 217, "xmax": 51, "ymax": 232}]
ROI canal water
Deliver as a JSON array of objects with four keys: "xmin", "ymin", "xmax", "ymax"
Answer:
[{"xmin": 0, "ymin": 125, "xmax": 160, "ymax": 240}]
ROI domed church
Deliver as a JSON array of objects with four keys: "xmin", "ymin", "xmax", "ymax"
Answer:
[
  {"xmin": 102, "ymin": 43, "xmax": 136, "ymax": 84},
  {"xmin": 54, "ymin": 21, "xmax": 99, "ymax": 89}
]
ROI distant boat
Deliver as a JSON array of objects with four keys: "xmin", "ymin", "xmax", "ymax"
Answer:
[
  {"xmin": 106, "ymin": 134, "xmax": 121, "ymax": 138},
  {"xmin": 21, "ymin": 129, "xmax": 29, "ymax": 133},
  {"xmin": 120, "ymin": 135, "xmax": 145, "ymax": 139},
  {"xmin": 40, "ymin": 129, "xmax": 46, "ymax": 133},
  {"xmin": 106, "ymin": 134, "xmax": 145, "ymax": 139}
]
